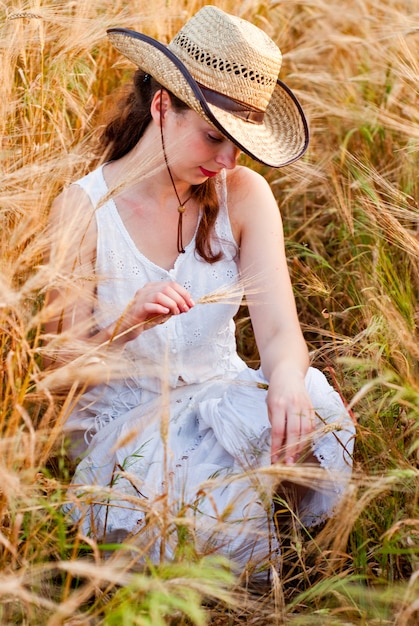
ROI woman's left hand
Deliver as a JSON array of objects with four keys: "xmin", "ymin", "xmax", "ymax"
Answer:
[{"xmin": 267, "ymin": 371, "xmax": 316, "ymax": 464}]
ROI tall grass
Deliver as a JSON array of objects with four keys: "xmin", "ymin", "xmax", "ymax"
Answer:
[{"xmin": 1, "ymin": 0, "xmax": 418, "ymax": 623}]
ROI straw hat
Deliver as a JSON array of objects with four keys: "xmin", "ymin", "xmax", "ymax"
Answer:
[{"xmin": 107, "ymin": 6, "xmax": 309, "ymax": 168}]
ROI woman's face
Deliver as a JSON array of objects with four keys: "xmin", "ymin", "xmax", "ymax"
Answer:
[{"xmin": 163, "ymin": 106, "xmax": 241, "ymax": 184}]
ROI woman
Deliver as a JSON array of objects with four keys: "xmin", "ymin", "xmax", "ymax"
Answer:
[{"xmin": 45, "ymin": 6, "xmax": 354, "ymax": 580}]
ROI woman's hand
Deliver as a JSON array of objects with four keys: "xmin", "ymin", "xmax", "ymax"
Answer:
[
  {"xmin": 267, "ymin": 369, "xmax": 316, "ymax": 465},
  {"xmin": 110, "ymin": 281, "xmax": 194, "ymax": 343}
]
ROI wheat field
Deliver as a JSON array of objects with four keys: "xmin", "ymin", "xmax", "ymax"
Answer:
[{"xmin": 0, "ymin": 0, "xmax": 418, "ymax": 624}]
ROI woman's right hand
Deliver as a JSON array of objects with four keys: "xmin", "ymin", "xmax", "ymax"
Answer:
[{"xmin": 109, "ymin": 281, "xmax": 194, "ymax": 343}]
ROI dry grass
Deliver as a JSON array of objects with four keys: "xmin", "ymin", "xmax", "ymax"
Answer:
[{"xmin": 1, "ymin": 0, "xmax": 418, "ymax": 624}]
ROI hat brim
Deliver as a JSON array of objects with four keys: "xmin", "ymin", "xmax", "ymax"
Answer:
[{"xmin": 107, "ymin": 28, "xmax": 309, "ymax": 168}]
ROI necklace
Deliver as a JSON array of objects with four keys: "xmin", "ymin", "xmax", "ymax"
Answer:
[
  {"xmin": 162, "ymin": 144, "xmax": 193, "ymax": 254},
  {"xmin": 159, "ymin": 97, "xmax": 193, "ymax": 254}
]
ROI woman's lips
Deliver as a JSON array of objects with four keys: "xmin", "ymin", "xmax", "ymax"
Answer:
[{"xmin": 199, "ymin": 166, "xmax": 218, "ymax": 177}]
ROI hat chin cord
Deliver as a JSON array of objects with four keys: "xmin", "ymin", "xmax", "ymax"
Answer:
[{"xmin": 159, "ymin": 90, "xmax": 195, "ymax": 254}]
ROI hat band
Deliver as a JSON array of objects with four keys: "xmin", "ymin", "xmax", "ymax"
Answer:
[{"xmin": 198, "ymin": 84, "xmax": 265, "ymax": 124}]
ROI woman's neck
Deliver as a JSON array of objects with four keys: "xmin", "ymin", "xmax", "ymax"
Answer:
[{"xmin": 105, "ymin": 128, "xmax": 192, "ymax": 206}]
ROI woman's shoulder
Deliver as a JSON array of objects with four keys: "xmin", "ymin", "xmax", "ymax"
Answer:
[
  {"xmin": 48, "ymin": 177, "xmax": 98, "ymax": 265},
  {"xmin": 223, "ymin": 166, "xmax": 278, "ymax": 244},
  {"xmin": 50, "ymin": 164, "xmax": 107, "ymax": 223},
  {"xmin": 50, "ymin": 183, "xmax": 92, "ymax": 222},
  {"xmin": 226, "ymin": 165, "xmax": 272, "ymax": 203},
  {"xmin": 226, "ymin": 165, "xmax": 277, "ymax": 219}
]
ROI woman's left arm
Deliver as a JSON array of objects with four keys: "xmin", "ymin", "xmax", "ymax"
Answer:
[{"xmin": 230, "ymin": 167, "xmax": 315, "ymax": 464}]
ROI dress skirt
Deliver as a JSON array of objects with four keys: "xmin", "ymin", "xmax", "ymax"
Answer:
[{"xmin": 65, "ymin": 365, "xmax": 355, "ymax": 579}]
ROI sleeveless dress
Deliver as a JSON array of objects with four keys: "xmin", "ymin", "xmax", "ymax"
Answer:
[{"xmin": 63, "ymin": 165, "xmax": 355, "ymax": 580}]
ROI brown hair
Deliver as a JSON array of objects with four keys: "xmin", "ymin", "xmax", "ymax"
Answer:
[{"xmin": 98, "ymin": 69, "xmax": 222, "ymax": 263}]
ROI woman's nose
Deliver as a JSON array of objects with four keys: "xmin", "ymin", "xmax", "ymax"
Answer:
[{"xmin": 215, "ymin": 142, "xmax": 240, "ymax": 169}]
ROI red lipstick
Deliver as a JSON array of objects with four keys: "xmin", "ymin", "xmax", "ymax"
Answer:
[{"xmin": 199, "ymin": 166, "xmax": 217, "ymax": 178}]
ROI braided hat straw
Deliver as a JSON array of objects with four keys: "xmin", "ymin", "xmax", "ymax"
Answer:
[{"xmin": 107, "ymin": 6, "xmax": 309, "ymax": 167}]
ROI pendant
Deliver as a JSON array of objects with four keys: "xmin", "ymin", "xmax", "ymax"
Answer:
[{"xmin": 178, "ymin": 205, "xmax": 186, "ymax": 214}]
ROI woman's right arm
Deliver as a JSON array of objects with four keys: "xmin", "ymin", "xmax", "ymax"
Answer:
[
  {"xmin": 43, "ymin": 185, "xmax": 194, "ymax": 367},
  {"xmin": 43, "ymin": 184, "xmax": 99, "ymax": 367}
]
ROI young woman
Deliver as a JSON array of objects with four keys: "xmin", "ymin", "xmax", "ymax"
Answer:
[{"xmin": 45, "ymin": 6, "xmax": 355, "ymax": 580}]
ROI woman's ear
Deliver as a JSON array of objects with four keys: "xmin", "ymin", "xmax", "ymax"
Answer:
[{"xmin": 150, "ymin": 89, "xmax": 172, "ymax": 125}]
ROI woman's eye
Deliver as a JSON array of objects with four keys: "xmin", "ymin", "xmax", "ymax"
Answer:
[{"xmin": 207, "ymin": 133, "xmax": 223, "ymax": 143}]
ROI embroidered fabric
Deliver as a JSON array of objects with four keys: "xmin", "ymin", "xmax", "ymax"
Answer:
[{"xmin": 63, "ymin": 165, "xmax": 355, "ymax": 579}]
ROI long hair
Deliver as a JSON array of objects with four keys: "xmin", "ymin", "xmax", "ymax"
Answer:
[{"xmin": 98, "ymin": 69, "xmax": 222, "ymax": 263}]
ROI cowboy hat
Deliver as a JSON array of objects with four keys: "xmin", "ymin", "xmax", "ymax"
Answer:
[{"xmin": 107, "ymin": 5, "xmax": 309, "ymax": 167}]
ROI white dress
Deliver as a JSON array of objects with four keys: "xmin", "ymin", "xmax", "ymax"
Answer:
[{"xmin": 63, "ymin": 165, "xmax": 355, "ymax": 579}]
